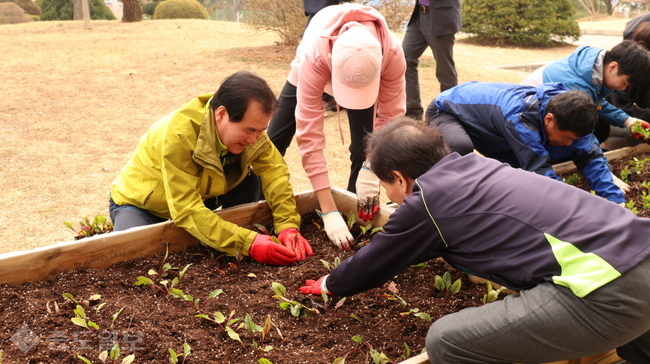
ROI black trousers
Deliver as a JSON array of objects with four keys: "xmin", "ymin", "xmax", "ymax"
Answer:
[{"xmin": 267, "ymin": 81, "xmax": 374, "ymax": 192}]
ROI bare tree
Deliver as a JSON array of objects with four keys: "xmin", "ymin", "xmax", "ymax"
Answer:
[
  {"xmin": 575, "ymin": 0, "xmax": 599, "ymax": 15},
  {"xmin": 73, "ymin": 0, "xmax": 82, "ymax": 19},
  {"xmin": 122, "ymin": 0, "xmax": 141, "ymax": 22}
]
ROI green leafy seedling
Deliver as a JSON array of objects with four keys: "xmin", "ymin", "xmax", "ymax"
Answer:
[
  {"xmin": 434, "ymin": 271, "xmax": 462, "ymax": 294},
  {"xmin": 481, "ymin": 281, "xmax": 506, "ymax": 304},
  {"xmin": 400, "ymin": 308, "xmax": 431, "ymax": 322},
  {"xmin": 562, "ymin": 173, "xmax": 581, "ymax": 186},
  {"xmin": 168, "ymin": 341, "xmax": 191, "ymax": 364},
  {"xmin": 271, "ymin": 282, "xmax": 319, "ymax": 317},
  {"xmin": 71, "ymin": 304, "xmax": 100, "ymax": 333},
  {"xmin": 64, "ymin": 215, "xmax": 113, "ymax": 240},
  {"xmin": 77, "ymin": 343, "xmax": 135, "ymax": 364}
]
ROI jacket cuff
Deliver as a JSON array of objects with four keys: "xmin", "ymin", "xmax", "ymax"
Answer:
[{"xmin": 240, "ymin": 229, "xmax": 258, "ymax": 257}]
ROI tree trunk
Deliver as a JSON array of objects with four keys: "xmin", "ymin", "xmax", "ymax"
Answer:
[
  {"xmin": 72, "ymin": 0, "xmax": 82, "ymax": 20},
  {"xmin": 122, "ymin": 0, "xmax": 142, "ymax": 22}
]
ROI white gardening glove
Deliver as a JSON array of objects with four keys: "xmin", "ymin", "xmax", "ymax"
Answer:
[
  {"xmin": 356, "ymin": 162, "xmax": 381, "ymax": 222},
  {"xmin": 321, "ymin": 211, "xmax": 354, "ymax": 250},
  {"xmin": 612, "ymin": 172, "xmax": 630, "ymax": 194}
]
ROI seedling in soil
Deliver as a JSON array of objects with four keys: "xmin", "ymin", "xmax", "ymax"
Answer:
[
  {"xmin": 71, "ymin": 304, "xmax": 100, "ymax": 333},
  {"xmin": 77, "ymin": 343, "xmax": 135, "ymax": 364},
  {"xmin": 642, "ymin": 190, "xmax": 650, "ymax": 210},
  {"xmin": 134, "ymin": 247, "xmax": 192, "ymax": 296},
  {"xmin": 434, "ymin": 271, "xmax": 462, "ymax": 294},
  {"xmin": 481, "ymin": 281, "xmax": 506, "ymax": 304},
  {"xmin": 247, "ymin": 314, "xmax": 273, "ymax": 354},
  {"xmin": 562, "ymin": 173, "xmax": 581, "ymax": 186},
  {"xmin": 399, "ymin": 308, "xmax": 431, "ymax": 322},
  {"xmin": 641, "ymin": 181, "xmax": 650, "ymax": 190},
  {"xmin": 332, "ymin": 336, "xmax": 393, "ymax": 364},
  {"xmin": 620, "ymin": 165, "xmax": 632, "ymax": 183},
  {"xmin": 64, "ymin": 215, "xmax": 113, "ymax": 240},
  {"xmin": 625, "ymin": 200, "xmax": 639, "ymax": 215},
  {"xmin": 377, "ymin": 293, "xmax": 408, "ymax": 307},
  {"xmin": 195, "ymin": 309, "xmax": 246, "ymax": 346},
  {"xmin": 346, "ymin": 211, "xmax": 385, "ymax": 246},
  {"xmin": 168, "ymin": 341, "xmax": 191, "ymax": 364},
  {"xmin": 320, "ymin": 256, "xmax": 342, "ymax": 271},
  {"xmin": 62, "ymin": 293, "xmax": 102, "ymax": 307},
  {"xmin": 110, "ymin": 307, "xmax": 126, "ymax": 329},
  {"xmin": 271, "ymin": 282, "xmax": 319, "ymax": 317}
]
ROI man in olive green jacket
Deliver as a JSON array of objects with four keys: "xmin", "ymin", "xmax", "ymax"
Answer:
[{"xmin": 110, "ymin": 71, "xmax": 313, "ymax": 265}]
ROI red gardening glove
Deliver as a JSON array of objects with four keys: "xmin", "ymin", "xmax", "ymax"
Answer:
[
  {"xmin": 277, "ymin": 228, "xmax": 314, "ymax": 262},
  {"xmin": 630, "ymin": 120, "xmax": 650, "ymax": 143},
  {"xmin": 298, "ymin": 275, "xmax": 331, "ymax": 295},
  {"xmin": 249, "ymin": 234, "xmax": 296, "ymax": 266}
]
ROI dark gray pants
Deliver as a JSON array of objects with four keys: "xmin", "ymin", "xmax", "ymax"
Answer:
[
  {"xmin": 109, "ymin": 171, "xmax": 261, "ymax": 231},
  {"xmin": 426, "ymin": 257, "xmax": 650, "ymax": 363},
  {"xmin": 403, "ymin": 7, "xmax": 457, "ymax": 112}
]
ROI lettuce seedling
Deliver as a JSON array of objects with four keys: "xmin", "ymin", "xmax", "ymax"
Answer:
[
  {"xmin": 320, "ymin": 256, "xmax": 341, "ymax": 271},
  {"xmin": 77, "ymin": 343, "xmax": 135, "ymax": 364},
  {"xmin": 168, "ymin": 341, "xmax": 191, "ymax": 364},
  {"xmin": 271, "ymin": 282, "xmax": 319, "ymax": 317},
  {"xmin": 434, "ymin": 271, "xmax": 462, "ymax": 294},
  {"xmin": 562, "ymin": 173, "xmax": 581, "ymax": 186},
  {"xmin": 64, "ymin": 215, "xmax": 113, "ymax": 240},
  {"xmin": 625, "ymin": 200, "xmax": 639, "ymax": 215},
  {"xmin": 71, "ymin": 304, "xmax": 100, "ymax": 333},
  {"xmin": 399, "ymin": 308, "xmax": 431, "ymax": 322},
  {"xmin": 134, "ymin": 247, "xmax": 192, "ymax": 296},
  {"xmin": 481, "ymin": 281, "xmax": 506, "ymax": 304},
  {"xmin": 376, "ymin": 293, "xmax": 408, "ymax": 307}
]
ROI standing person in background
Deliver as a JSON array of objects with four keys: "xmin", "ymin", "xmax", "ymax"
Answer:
[
  {"xmin": 402, "ymin": 0, "xmax": 461, "ymax": 120},
  {"xmin": 109, "ymin": 71, "xmax": 313, "ymax": 266},
  {"xmin": 303, "ymin": 0, "xmax": 349, "ymax": 26},
  {"xmin": 606, "ymin": 22, "xmax": 650, "ymax": 150},
  {"xmin": 267, "ymin": 3, "xmax": 406, "ymax": 250},
  {"xmin": 623, "ymin": 11, "xmax": 650, "ymax": 40}
]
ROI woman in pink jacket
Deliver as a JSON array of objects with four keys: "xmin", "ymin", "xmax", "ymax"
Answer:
[{"xmin": 267, "ymin": 3, "xmax": 406, "ymax": 250}]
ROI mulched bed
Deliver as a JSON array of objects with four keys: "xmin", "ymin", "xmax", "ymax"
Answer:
[
  {"xmin": 0, "ymin": 213, "xmax": 488, "ymax": 364},
  {"xmin": 558, "ymin": 152, "xmax": 650, "ymax": 218}
]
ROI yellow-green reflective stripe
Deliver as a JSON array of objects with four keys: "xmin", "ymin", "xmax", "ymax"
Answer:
[
  {"xmin": 416, "ymin": 180, "xmax": 448, "ymax": 248},
  {"xmin": 546, "ymin": 233, "xmax": 620, "ymax": 297}
]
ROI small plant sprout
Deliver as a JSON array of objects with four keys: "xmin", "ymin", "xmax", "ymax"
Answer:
[
  {"xmin": 271, "ymin": 282, "xmax": 319, "ymax": 317},
  {"xmin": 62, "ymin": 293, "xmax": 102, "ymax": 306},
  {"xmin": 258, "ymin": 359, "xmax": 274, "ymax": 364},
  {"xmin": 619, "ymin": 166, "xmax": 632, "ymax": 183},
  {"xmin": 332, "ymin": 336, "xmax": 393, "ymax": 364},
  {"xmin": 434, "ymin": 271, "xmax": 462, "ymax": 294},
  {"xmin": 481, "ymin": 281, "xmax": 506, "ymax": 304},
  {"xmin": 110, "ymin": 307, "xmax": 126, "ymax": 329},
  {"xmin": 248, "ymin": 314, "xmax": 273, "ymax": 354},
  {"xmin": 77, "ymin": 343, "xmax": 135, "ymax": 364},
  {"xmin": 377, "ymin": 293, "xmax": 408, "ymax": 307},
  {"xmin": 399, "ymin": 308, "xmax": 431, "ymax": 322},
  {"xmin": 641, "ymin": 180, "xmax": 650, "ymax": 190},
  {"xmin": 168, "ymin": 341, "xmax": 191, "ymax": 364},
  {"xmin": 642, "ymin": 190, "xmax": 650, "ymax": 210},
  {"xmin": 71, "ymin": 304, "xmax": 100, "ymax": 333},
  {"xmin": 320, "ymin": 256, "xmax": 342, "ymax": 271},
  {"xmin": 64, "ymin": 215, "xmax": 113, "ymax": 240},
  {"xmin": 625, "ymin": 200, "xmax": 639, "ymax": 214},
  {"xmin": 399, "ymin": 342, "xmax": 411, "ymax": 361},
  {"xmin": 562, "ymin": 173, "xmax": 581, "ymax": 186},
  {"xmin": 134, "ymin": 247, "xmax": 192, "ymax": 296},
  {"xmin": 195, "ymin": 309, "xmax": 245, "ymax": 346}
]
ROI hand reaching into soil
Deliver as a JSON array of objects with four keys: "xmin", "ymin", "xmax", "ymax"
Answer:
[
  {"xmin": 249, "ymin": 234, "xmax": 296, "ymax": 265},
  {"xmin": 277, "ymin": 228, "xmax": 314, "ymax": 261},
  {"xmin": 321, "ymin": 211, "xmax": 354, "ymax": 250},
  {"xmin": 298, "ymin": 275, "xmax": 331, "ymax": 295}
]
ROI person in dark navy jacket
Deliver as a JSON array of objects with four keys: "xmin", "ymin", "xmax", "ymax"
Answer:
[
  {"xmin": 299, "ymin": 118, "xmax": 650, "ymax": 364},
  {"xmin": 426, "ymin": 81, "xmax": 626, "ymax": 205}
]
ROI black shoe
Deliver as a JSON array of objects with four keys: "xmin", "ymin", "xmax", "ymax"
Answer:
[{"xmin": 405, "ymin": 107, "xmax": 423, "ymax": 121}]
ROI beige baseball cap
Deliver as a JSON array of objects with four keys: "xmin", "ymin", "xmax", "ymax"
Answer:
[{"xmin": 331, "ymin": 25, "xmax": 382, "ymax": 110}]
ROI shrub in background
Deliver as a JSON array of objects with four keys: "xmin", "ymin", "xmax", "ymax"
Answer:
[
  {"xmin": 141, "ymin": 0, "xmax": 160, "ymax": 17},
  {"xmin": 37, "ymin": 0, "xmax": 116, "ymax": 20},
  {"xmin": 153, "ymin": 0, "xmax": 208, "ymax": 20},
  {"xmin": 0, "ymin": 1, "xmax": 33, "ymax": 23},
  {"xmin": 0, "ymin": 0, "xmax": 41, "ymax": 16},
  {"xmin": 462, "ymin": 0, "xmax": 581, "ymax": 46},
  {"xmin": 243, "ymin": 0, "xmax": 306, "ymax": 47}
]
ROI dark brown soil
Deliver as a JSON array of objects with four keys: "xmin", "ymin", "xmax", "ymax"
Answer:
[
  {"xmin": 559, "ymin": 152, "xmax": 650, "ymax": 218},
  {"xmin": 0, "ymin": 213, "xmax": 489, "ymax": 364}
]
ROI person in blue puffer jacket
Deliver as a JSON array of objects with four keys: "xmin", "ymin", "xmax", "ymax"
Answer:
[{"xmin": 425, "ymin": 81, "xmax": 625, "ymax": 205}]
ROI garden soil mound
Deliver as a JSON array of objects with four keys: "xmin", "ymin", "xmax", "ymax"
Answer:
[{"xmin": 0, "ymin": 213, "xmax": 488, "ymax": 364}]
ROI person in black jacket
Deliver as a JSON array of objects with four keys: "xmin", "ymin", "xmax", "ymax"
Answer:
[
  {"xmin": 606, "ymin": 20, "xmax": 650, "ymax": 149},
  {"xmin": 299, "ymin": 118, "xmax": 650, "ymax": 364},
  {"xmin": 402, "ymin": 0, "xmax": 462, "ymax": 120}
]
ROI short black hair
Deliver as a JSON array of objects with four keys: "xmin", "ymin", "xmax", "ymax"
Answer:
[
  {"xmin": 546, "ymin": 91, "xmax": 597, "ymax": 137},
  {"xmin": 209, "ymin": 71, "xmax": 278, "ymax": 122},
  {"xmin": 604, "ymin": 40, "xmax": 650, "ymax": 87},
  {"xmin": 366, "ymin": 118, "xmax": 450, "ymax": 183}
]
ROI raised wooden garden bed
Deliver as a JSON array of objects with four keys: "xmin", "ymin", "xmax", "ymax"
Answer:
[{"xmin": 0, "ymin": 177, "xmax": 635, "ymax": 363}]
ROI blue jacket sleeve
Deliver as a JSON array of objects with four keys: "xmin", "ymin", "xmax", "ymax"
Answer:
[
  {"xmin": 571, "ymin": 136, "xmax": 625, "ymax": 203},
  {"xmin": 598, "ymin": 99, "xmax": 630, "ymax": 128},
  {"xmin": 503, "ymin": 113, "xmax": 562, "ymax": 181}
]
